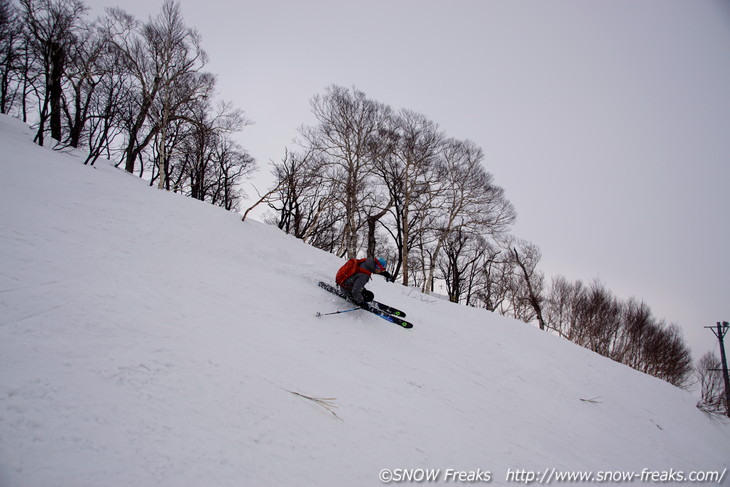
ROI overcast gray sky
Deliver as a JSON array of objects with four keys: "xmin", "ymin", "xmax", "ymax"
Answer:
[{"xmin": 84, "ymin": 0, "xmax": 730, "ymax": 359}]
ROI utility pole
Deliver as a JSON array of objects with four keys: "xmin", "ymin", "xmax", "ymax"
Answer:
[{"xmin": 705, "ymin": 321, "xmax": 730, "ymax": 418}]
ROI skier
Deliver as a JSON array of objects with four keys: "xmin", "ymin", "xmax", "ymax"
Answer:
[{"xmin": 336, "ymin": 257, "xmax": 393, "ymax": 306}]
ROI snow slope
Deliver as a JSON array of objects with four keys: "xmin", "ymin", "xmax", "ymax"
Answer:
[{"xmin": 0, "ymin": 113, "xmax": 728, "ymax": 486}]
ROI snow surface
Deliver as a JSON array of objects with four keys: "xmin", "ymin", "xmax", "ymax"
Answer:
[{"xmin": 0, "ymin": 113, "xmax": 728, "ymax": 486}]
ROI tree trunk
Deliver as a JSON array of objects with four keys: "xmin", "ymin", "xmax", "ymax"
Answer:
[
  {"xmin": 366, "ymin": 204, "xmax": 390, "ymax": 258},
  {"xmin": 401, "ymin": 193, "xmax": 410, "ymax": 286},
  {"xmin": 513, "ymin": 248, "xmax": 546, "ymax": 331},
  {"xmin": 345, "ymin": 167, "xmax": 358, "ymax": 258},
  {"xmin": 157, "ymin": 105, "xmax": 168, "ymax": 190},
  {"xmin": 68, "ymin": 82, "xmax": 84, "ymax": 148},
  {"xmin": 124, "ymin": 86, "xmax": 157, "ymax": 173},
  {"xmin": 49, "ymin": 41, "xmax": 64, "ymax": 142}
]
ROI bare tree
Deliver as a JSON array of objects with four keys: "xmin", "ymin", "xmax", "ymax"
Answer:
[
  {"xmin": 82, "ymin": 35, "xmax": 127, "ymax": 165},
  {"xmin": 696, "ymin": 351, "xmax": 726, "ymax": 415},
  {"xmin": 610, "ymin": 298, "xmax": 654, "ymax": 368},
  {"xmin": 4, "ymin": 0, "xmax": 255, "ymax": 212},
  {"xmin": 438, "ymin": 230, "xmax": 490, "ymax": 304},
  {"xmin": 542, "ymin": 273, "xmax": 693, "ymax": 389},
  {"xmin": 301, "ymin": 85, "xmax": 391, "ymax": 258},
  {"xmin": 200, "ymin": 136, "xmax": 252, "ymax": 210},
  {"xmin": 510, "ymin": 240, "xmax": 547, "ymax": 330},
  {"xmin": 102, "ymin": 0, "xmax": 209, "ymax": 175},
  {"xmin": 545, "ymin": 275, "xmax": 575, "ymax": 338},
  {"xmin": 60, "ymin": 17, "xmax": 108, "ymax": 148},
  {"xmin": 168, "ymin": 99, "xmax": 253, "ymax": 208},
  {"xmin": 361, "ymin": 124, "xmax": 394, "ymax": 258},
  {"xmin": 269, "ymin": 149, "xmax": 331, "ymax": 238},
  {"xmin": 19, "ymin": 0, "xmax": 87, "ymax": 145},
  {"xmin": 378, "ymin": 109, "xmax": 443, "ymax": 284},
  {"xmin": 0, "ymin": 0, "xmax": 23, "ymax": 115},
  {"xmin": 640, "ymin": 322, "xmax": 693, "ymax": 389},
  {"xmin": 471, "ymin": 242, "xmax": 511, "ymax": 312},
  {"xmin": 584, "ymin": 281, "xmax": 623, "ymax": 355},
  {"xmin": 423, "ymin": 138, "xmax": 515, "ymax": 293}
]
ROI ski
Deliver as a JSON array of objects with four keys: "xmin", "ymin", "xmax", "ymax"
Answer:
[
  {"xmin": 372, "ymin": 301, "xmax": 406, "ymax": 318},
  {"xmin": 318, "ymin": 281, "xmax": 406, "ymax": 317},
  {"xmin": 362, "ymin": 304, "xmax": 413, "ymax": 329},
  {"xmin": 318, "ymin": 281, "xmax": 413, "ymax": 329}
]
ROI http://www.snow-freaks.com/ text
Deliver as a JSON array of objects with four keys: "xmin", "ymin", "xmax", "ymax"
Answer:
[{"xmin": 377, "ymin": 467, "xmax": 727, "ymax": 484}]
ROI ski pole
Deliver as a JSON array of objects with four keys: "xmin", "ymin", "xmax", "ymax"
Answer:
[{"xmin": 315, "ymin": 307, "xmax": 361, "ymax": 318}]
